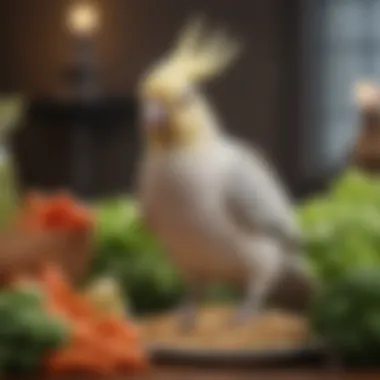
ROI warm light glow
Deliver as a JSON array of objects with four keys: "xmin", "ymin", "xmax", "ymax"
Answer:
[{"xmin": 67, "ymin": 2, "xmax": 99, "ymax": 36}]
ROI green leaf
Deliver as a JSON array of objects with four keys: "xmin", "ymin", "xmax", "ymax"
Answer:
[{"xmin": 89, "ymin": 196, "xmax": 184, "ymax": 314}]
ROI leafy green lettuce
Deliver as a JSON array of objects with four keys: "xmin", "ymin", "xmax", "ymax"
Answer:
[
  {"xmin": 297, "ymin": 169, "xmax": 380, "ymax": 283},
  {"xmin": 91, "ymin": 196, "xmax": 183, "ymax": 315},
  {"xmin": 299, "ymin": 169, "xmax": 380, "ymax": 362}
]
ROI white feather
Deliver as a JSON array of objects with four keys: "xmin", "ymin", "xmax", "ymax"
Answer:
[{"xmin": 138, "ymin": 135, "xmax": 298, "ymax": 284}]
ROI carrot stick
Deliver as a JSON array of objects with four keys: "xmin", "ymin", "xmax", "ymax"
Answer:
[
  {"xmin": 38, "ymin": 264, "xmax": 148, "ymax": 374},
  {"xmin": 46, "ymin": 323, "xmax": 117, "ymax": 374},
  {"xmin": 95, "ymin": 316, "xmax": 139, "ymax": 342},
  {"xmin": 46, "ymin": 349, "xmax": 114, "ymax": 374}
]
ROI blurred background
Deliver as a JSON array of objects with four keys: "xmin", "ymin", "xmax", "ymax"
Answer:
[
  {"xmin": 0, "ymin": 0, "xmax": 373, "ymax": 198},
  {"xmin": 2, "ymin": 1, "xmax": 380, "ymax": 364}
]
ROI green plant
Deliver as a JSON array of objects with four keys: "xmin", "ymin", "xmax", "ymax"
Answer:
[
  {"xmin": 298, "ymin": 168, "xmax": 380, "ymax": 363},
  {"xmin": 0, "ymin": 285, "xmax": 70, "ymax": 373},
  {"xmin": 297, "ymin": 169, "xmax": 380, "ymax": 283},
  {"xmin": 91, "ymin": 196, "xmax": 184, "ymax": 315},
  {"xmin": 311, "ymin": 268, "xmax": 380, "ymax": 364}
]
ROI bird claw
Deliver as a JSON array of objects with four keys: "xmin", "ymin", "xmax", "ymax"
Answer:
[
  {"xmin": 227, "ymin": 305, "xmax": 259, "ymax": 329},
  {"xmin": 178, "ymin": 315, "xmax": 197, "ymax": 333},
  {"xmin": 176, "ymin": 302, "xmax": 197, "ymax": 333}
]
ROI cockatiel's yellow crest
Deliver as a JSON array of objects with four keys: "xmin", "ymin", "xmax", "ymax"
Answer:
[
  {"xmin": 139, "ymin": 17, "xmax": 242, "ymax": 150},
  {"xmin": 140, "ymin": 16, "xmax": 242, "ymax": 97}
]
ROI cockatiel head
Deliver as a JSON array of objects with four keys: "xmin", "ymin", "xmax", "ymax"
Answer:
[
  {"xmin": 352, "ymin": 81, "xmax": 380, "ymax": 173},
  {"xmin": 138, "ymin": 17, "xmax": 242, "ymax": 150}
]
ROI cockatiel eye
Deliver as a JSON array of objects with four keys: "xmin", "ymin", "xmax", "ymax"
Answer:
[
  {"xmin": 177, "ymin": 86, "xmax": 195, "ymax": 109},
  {"xmin": 141, "ymin": 100, "xmax": 168, "ymax": 126}
]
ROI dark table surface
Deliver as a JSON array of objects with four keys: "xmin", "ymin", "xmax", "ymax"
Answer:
[
  {"xmin": 127, "ymin": 367, "xmax": 380, "ymax": 380},
  {"xmin": 16, "ymin": 365, "xmax": 380, "ymax": 379}
]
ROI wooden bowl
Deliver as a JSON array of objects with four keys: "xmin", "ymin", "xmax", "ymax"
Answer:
[
  {"xmin": 0, "ymin": 228, "xmax": 93, "ymax": 285},
  {"xmin": 44, "ymin": 229, "xmax": 93, "ymax": 284},
  {"xmin": 138, "ymin": 306, "xmax": 326, "ymax": 368}
]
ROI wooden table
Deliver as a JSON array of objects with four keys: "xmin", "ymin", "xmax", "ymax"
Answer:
[
  {"xmin": 17, "ymin": 365, "xmax": 380, "ymax": 379},
  {"xmin": 127, "ymin": 367, "xmax": 380, "ymax": 380}
]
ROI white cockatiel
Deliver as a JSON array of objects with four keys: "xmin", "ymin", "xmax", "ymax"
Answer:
[{"xmin": 136, "ymin": 18, "xmax": 311, "ymax": 329}]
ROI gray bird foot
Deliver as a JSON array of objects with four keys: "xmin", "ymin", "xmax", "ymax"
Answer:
[
  {"xmin": 176, "ymin": 281, "xmax": 204, "ymax": 332},
  {"xmin": 227, "ymin": 272, "xmax": 274, "ymax": 328},
  {"xmin": 176, "ymin": 301, "xmax": 198, "ymax": 333},
  {"xmin": 227, "ymin": 304, "xmax": 260, "ymax": 328}
]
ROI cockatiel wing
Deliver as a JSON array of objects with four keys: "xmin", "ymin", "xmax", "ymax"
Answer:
[
  {"xmin": 224, "ymin": 144, "xmax": 313, "ymax": 311},
  {"xmin": 224, "ymin": 142, "xmax": 300, "ymax": 250}
]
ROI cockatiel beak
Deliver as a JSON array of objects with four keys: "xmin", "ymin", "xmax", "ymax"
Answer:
[
  {"xmin": 141, "ymin": 100, "xmax": 173, "ymax": 146},
  {"xmin": 141, "ymin": 100, "xmax": 169, "ymax": 129}
]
